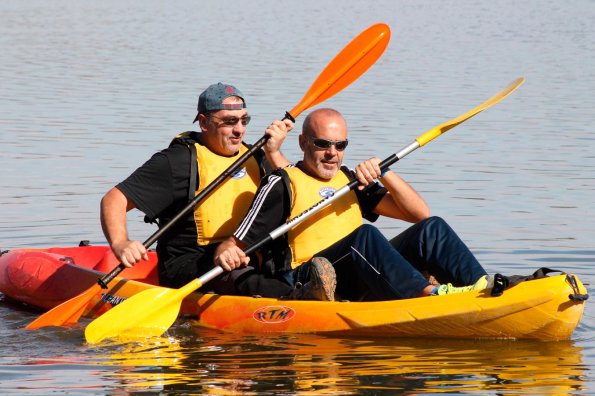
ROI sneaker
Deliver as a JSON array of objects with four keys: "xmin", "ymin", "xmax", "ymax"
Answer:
[
  {"xmin": 434, "ymin": 275, "xmax": 489, "ymax": 296},
  {"xmin": 289, "ymin": 257, "xmax": 337, "ymax": 301}
]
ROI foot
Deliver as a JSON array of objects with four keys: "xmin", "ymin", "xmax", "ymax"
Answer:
[
  {"xmin": 289, "ymin": 257, "xmax": 337, "ymax": 301},
  {"xmin": 433, "ymin": 275, "xmax": 489, "ymax": 296}
]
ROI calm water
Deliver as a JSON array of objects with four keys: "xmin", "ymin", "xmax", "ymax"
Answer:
[{"xmin": 1, "ymin": 0, "xmax": 594, "ymax": 394}]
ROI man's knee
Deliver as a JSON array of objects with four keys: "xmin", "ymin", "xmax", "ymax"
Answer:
[
  {"xmin": 356, "ymin": 224, "xmax": 384, "ymax": 239},
  {"xmin": 420, "ymin": 216, "xmax": 455, "ymax": 237},
  {"xmin": 423, "ymin": 215, "xmax": 447, "ymax": 228},
  {"xmin": 352, "ymin": 224, "xmax": 392, "ymax": 254}
]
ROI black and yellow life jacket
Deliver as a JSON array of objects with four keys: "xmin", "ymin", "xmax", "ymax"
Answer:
[
  {"xmin": 282, "ymin": 165, "xmax": 363, "ymax": 268},
  {"xmin": 153, "ymin": 131, "xmax": 267, "ymax": 246}
]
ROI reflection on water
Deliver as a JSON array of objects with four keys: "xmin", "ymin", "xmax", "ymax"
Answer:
[
  {"xmin": 98, "ymin": 337, "xmax": 190, "ymax": 390},
  {"xmin": 82, "ymin": 329, "xmax": 587, "ymax": 394}
]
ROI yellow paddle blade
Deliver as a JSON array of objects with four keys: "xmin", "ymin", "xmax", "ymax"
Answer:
[
  {"xmin": 288, "ymin": 23, "xmax": 391, "ymax": 118},
  {"xmin": 84, "ymin": 278, "xmax": 203, "ymax": 344},
  {"xmin": 416, "ymin": 77, "xmax": 525, "ymax": 146}
]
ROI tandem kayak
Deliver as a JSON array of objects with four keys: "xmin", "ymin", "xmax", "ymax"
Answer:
[{"xmin": 0, "ymin": 243, "xmax": 588, "ymax": 340}]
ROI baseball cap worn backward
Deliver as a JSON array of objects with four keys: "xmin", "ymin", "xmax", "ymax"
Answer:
[{"xmin": 193, "ymin": 82, "xmax": 246, "ymax": 123}]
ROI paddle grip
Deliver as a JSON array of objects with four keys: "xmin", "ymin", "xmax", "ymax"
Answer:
[
  {"xmin": 97, "ymin": 263, "xmax": 126, "ymax": 289},
  {"xmin": 342, "ymin": 153, "xmax": 401, "ymax": 191},
  {"xmin": 283, "ymin": 111, "xmax": 295, "ymax": 123},
  {"xmin": 378, "ymin": 153, "xmax": 400, "ymax": 173}
]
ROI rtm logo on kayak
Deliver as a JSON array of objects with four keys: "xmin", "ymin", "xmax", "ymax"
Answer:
[
  {"xmin": 100, "ymin": 293, "xmax": 126, "ymax": 307},
  {"xmin": 253, "ymin": 305, "xmax": 296, "ymax": 324}
]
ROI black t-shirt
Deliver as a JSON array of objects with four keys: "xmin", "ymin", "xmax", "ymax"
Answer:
[
  {"xmin": 117, "ymin": 144, "xmax": 193, "ymax": 222},
  {"xmin": 116, "ymin": 137, "xmax": 267, "ymax": 264}
]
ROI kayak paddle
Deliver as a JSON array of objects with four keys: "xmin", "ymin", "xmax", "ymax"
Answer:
[
  {"xmin": 25, "ymin": 23, "xmax": 391, "ymax": 330},
  {"xmin": 84, "ymin": 77, "xmax": 525, "ymax": 343}
]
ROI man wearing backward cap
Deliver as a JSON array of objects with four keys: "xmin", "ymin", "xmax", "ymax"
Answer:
[{"xmin": 100, "ymin": 82, "xmax": 295, "ymax": 295}]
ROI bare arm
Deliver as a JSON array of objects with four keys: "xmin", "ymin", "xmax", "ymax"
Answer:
[
  {"xmin": 354, "ymin": 157, "xmax": 430, "ymax": 223},
  {"xmin": 263, "ymin": 118, "xmax": 294, "ymax": 168},
  {"xmin": 100, "ymin": 187, "xmax": 148, "ymax": 266}
]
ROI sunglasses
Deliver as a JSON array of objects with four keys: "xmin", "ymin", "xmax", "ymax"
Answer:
[
  {"xmin": 210, "ymin": 114, "xmax": 252, "ymax": 127},
  {"xmin": 305, "ymin": 135, "xmax": 349, "ymax": 151}
]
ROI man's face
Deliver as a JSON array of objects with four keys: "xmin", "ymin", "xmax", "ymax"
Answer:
[
  {"xmin": 199, "ymin": 97, "xmax": 249, "ymax": 156},
  {"xmin": 299, "ymin": 113, "xmax": 348, "ymax": 180}
]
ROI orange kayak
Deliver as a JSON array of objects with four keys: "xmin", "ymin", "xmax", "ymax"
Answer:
[{"xmin": 0, "ymin": 244, "xmax": 587, "ymax": 340}]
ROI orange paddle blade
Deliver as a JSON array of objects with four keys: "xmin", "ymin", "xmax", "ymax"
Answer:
[
  {"xmin": 25, "ymin": 284, "xmax": 102, "ymax": 329},
  {"xmin": 288, "ymin": 23, "xmax": 391, "ymax": 118}
]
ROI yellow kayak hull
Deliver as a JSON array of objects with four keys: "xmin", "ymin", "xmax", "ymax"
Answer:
[
  {"xmin": 0, "ymin": 246, "xmax": 587, "ymax": 340},
  {"xmin": 190, "ymin": 274, "xmax": 586, "ymax": 339}
]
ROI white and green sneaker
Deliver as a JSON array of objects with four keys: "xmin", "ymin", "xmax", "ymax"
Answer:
[{"xmin": 434, "ymin": 275, "xmax": 489, "ymax": 296}]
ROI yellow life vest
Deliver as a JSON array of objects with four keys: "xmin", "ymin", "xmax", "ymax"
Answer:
[
  {"xmin": 285, "ymin": 166, "xmax": 363, "ymax": 268},
  {"xmin": 194, "ymin": 142, "xmax": 261, "ymax": 245}
]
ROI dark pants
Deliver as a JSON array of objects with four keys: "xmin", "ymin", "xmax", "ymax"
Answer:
[
  {"xmin": 158, "ymin": 244, "xmax": 292, "ymax": 297},
  {"xmin": 159, "ymin": 216, "xmax": 485, "ymax": 300},
  {"xmin": 313, "ymin": 216, "xmax": 487, "ymax": 301}
]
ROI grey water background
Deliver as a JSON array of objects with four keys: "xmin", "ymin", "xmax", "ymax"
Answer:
[{"xmin": 1, "ymin": 0, "xmax": 594, "ymax": 394}]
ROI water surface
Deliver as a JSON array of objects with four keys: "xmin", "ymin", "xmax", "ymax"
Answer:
[{"xmin": 1, "ymin": 0, "xmax": 594, "ymax": 394}]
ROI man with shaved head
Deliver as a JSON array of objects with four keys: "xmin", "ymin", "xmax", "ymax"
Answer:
[{"xmin": 216, "ymin": 108, "xmax": 488, "ymax": 301}]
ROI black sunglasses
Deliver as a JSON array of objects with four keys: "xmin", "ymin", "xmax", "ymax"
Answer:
[
  {"xmin": 305, "ymin": 135, "xmax": 349, "ymax": 151},
  {"xmin": 210, "ymin": 114, "xmax": 251, "ymax": 127}
]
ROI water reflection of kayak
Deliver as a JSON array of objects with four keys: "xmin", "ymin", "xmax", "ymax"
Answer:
[
  {"xmin": 97, "ymin": 334, "xmax": 587, "ymax": 394},
  {"xmin": 0, "ymin": 244, "xmax": 587, "ymax": 340}
]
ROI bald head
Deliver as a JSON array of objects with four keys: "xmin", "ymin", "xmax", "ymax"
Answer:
[{"xmin": 302, "ymin": 108, "xmax": 347, "ymax": 137}]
